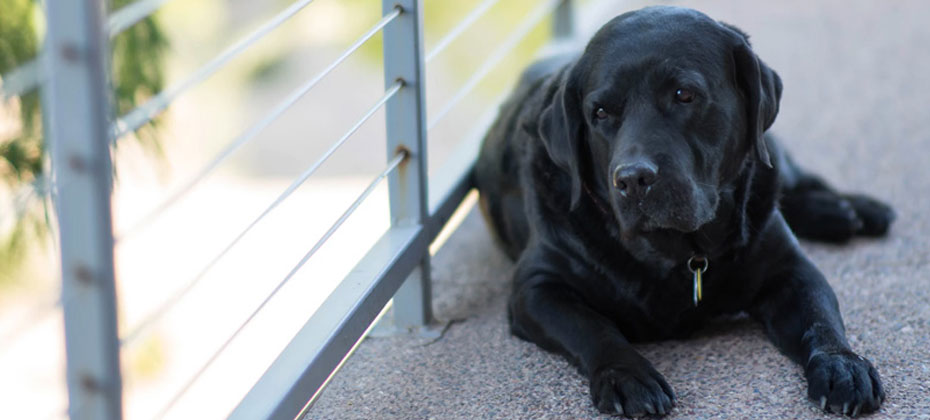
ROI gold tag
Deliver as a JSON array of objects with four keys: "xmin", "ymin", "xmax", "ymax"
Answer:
[
  {"xmin": 693, "ymin": 268, "xmax": 702, "ymax": 306},
  {"xmin": 688, "ymin": 256, "xmax": 708, "ymax": 307}
]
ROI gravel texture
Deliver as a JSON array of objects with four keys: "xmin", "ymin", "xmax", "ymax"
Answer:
[{"xmin": 307, "ymin": 1, "xmax": 930, "ymax": 418}]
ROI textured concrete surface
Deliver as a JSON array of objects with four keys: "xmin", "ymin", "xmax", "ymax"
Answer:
[{"xmin": 307, "ymin": 0, "xmax": 930, "ymax": 418}]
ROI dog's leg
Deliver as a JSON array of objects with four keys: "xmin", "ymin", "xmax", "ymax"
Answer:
[
  {"xmin": 773, "ymin": 138, "xmax": 895, "ymax": 242},
  {"xmin": 508, "ymin": 262, "xmax": 675, "ymax": 417},
  {"xmin": 749, "ymin": 218, "xmax": 885, "ymax": 416}
]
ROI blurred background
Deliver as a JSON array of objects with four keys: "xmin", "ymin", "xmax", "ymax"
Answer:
[{"xmin": 0, "ymin": 0, "xmax": 586, "ymax": 418}]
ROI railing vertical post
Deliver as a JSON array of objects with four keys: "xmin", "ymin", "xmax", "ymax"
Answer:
[
  {"xmin": 382, "ymin": 0, "xmax": 434, "ymax": 330},
  {"xmin": 43, "ymin": 0, "xmax": 123, "ymax": 419},
  {"xmin": 553, "ymin": 0, "xmax": 574, "ymax": 40}
]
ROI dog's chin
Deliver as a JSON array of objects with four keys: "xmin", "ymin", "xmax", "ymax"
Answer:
[
  {"xmin": 612, "ymin": 182, "xmax": 719, "ymax": 235},
  {"xmin": 642, "ymin": 215, "xmax": 704, "ymax": 233},
  {"xmin": 613, "ymin": 215, "xmax": 699, "ymax": 269},
  {"xmin": 617, "ymin": 209, "xmax": 710, "ymax": 235},
  {"xmin": 614, "ymin": 212, "xmax": 717, "ymax": 268}
]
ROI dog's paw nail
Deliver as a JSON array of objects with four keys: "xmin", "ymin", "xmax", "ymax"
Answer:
[
  {"xmin": 852, "ymin": 217, "xmax": 864, "ymax": 231},
  {"xmin": 807, "ymin": 352, "xmax": 884, "ymax": 415},
  {"xmin": 644, "ymin": 402, "xmax": 655, "ymax": 414},
  {"xmin": 591, "ymin": 363, "xmax": 674, "ymax": 417},
  {"xmin": 613, "ymin": 401, "xmax": 624, "ymax": 415}
]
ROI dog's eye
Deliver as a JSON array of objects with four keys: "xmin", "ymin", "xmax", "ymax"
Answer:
[
  {"xmin": 675, "ymin": 89, "xmax": 695, "ymax": 104},
  {"xmin": 594, "ymin": 107, "xmax": 608, "ymax": 120}
]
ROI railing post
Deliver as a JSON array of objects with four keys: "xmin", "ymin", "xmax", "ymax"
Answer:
[
  {"xmin": 43, "ymin": 0, "xmax": 123, "ymax": 419},
  {"xmin": 553, "ymin": 0, "xmax": 574, "ymax": 40},
  {"xmin": 382, "ymin": 0, "xmax": 434, "ymax": 331}
]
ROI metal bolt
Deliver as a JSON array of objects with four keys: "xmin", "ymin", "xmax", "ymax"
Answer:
[
  {"xmin": 394, "ymin": 145, "xmax": 412, "ymax": 166},
  {"xmin": 60, "ymin": 44, "xmax": 81, "ymax": 62},
  {"xmin": 69, "ymin": 155, "xmax": 86, "ymax": 172},
  {"xmin": 80, "ymin": 374, "xmax": 99, "ymax": 392},
  {"xmin": 74, "ymin": 265, "xmax": 94, "ymax": 286}
]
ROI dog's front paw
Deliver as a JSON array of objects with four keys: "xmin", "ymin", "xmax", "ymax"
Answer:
[
  {"xmin": 590, "ymin": 364, "xmax": 675, "ymax": 417},
  {"xmin": 806, "ymin": 351, "xmax": 885, "ymax": 416}
]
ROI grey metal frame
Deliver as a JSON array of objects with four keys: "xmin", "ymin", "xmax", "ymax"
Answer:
[
  {"xmin": 3, "ymin": 0, "xmax": 576, "ymax": 418},
  {"xmin": 382, "ymin": 0, "xmax": 434, "ymax": 331},
  {"xmin": 43, "ymin": 1, "xmax": 122, "ymax": 419}
]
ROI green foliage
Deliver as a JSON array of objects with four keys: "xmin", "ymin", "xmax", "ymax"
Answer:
[
  {"xmin": 0, "ymin": 0, "xmax": 167, "ymax": 282},
  {"xmin": 0, "ymin": 0, "xmax": 42, "ymax": 187},
  {"xmin": 247, "ymin": 52, "xmax": 290, "ymax": 85},
  {"xmin": 0, "ymin": 190, "xmax": 48, "ymax": 285},
  {"xmin": 0, "ymin": 0, "xmax": 38, "ymax": 69},
  {"xmin": 331, "ymin": 0, "xmax": 551, "ymax": 100},
  {"xmin": 1, "ymin": 0, "xmax": 46, "ymax": 286},
  {"xmin": 110, "ymin": 0, "xmax": 169, "ymax": 147}
]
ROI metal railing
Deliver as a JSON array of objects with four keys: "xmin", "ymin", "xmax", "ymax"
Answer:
[{"xmin": 1, "ymin": 0, "xmax": 575, "ymax": 418}]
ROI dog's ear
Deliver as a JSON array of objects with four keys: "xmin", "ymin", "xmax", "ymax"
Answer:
[
  {"xmin": 538, "ymin": 65, "xmax": 585, "ymax": 209},
  {"xmin": 725, "ymin": 23, "xmax": 782, "ymax": 168}
]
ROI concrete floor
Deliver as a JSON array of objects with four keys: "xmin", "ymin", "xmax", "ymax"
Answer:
[{"xmin": 307, "ymin": 0, "xmax": 930, "ymax": 418}]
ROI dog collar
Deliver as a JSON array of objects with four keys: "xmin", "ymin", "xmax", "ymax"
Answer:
[
  {"xmin": 582, "ymin": 181, "xmax": 611, "ymax": 216},
  {"xmin": 688, "ymin": 255, "xmax": 708, "ymax": 306}
]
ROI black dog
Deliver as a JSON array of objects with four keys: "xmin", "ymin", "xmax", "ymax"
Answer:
[{"xmin": 474, "ymin": 6, "xmax": 894, "ymax": 417}]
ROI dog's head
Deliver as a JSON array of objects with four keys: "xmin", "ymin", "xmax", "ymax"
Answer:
[{"xmin": 538, "ymin": 6, "xmax": 782, "ymax": 244}]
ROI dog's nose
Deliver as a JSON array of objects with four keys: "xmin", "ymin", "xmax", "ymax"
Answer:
[{"xmin": 613, "ymin": 161, "xmax": 657, "ymax": 198}]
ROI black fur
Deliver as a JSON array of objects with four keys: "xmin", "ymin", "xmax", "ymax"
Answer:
[{"xmin": 475, "ymin": 6, "xmax": 893, "ymax": 417}]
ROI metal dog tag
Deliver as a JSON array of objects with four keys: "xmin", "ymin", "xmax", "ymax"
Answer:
[{"xmin": 688, "ymin": 256, "xmax": 708, "ymax": 306}]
